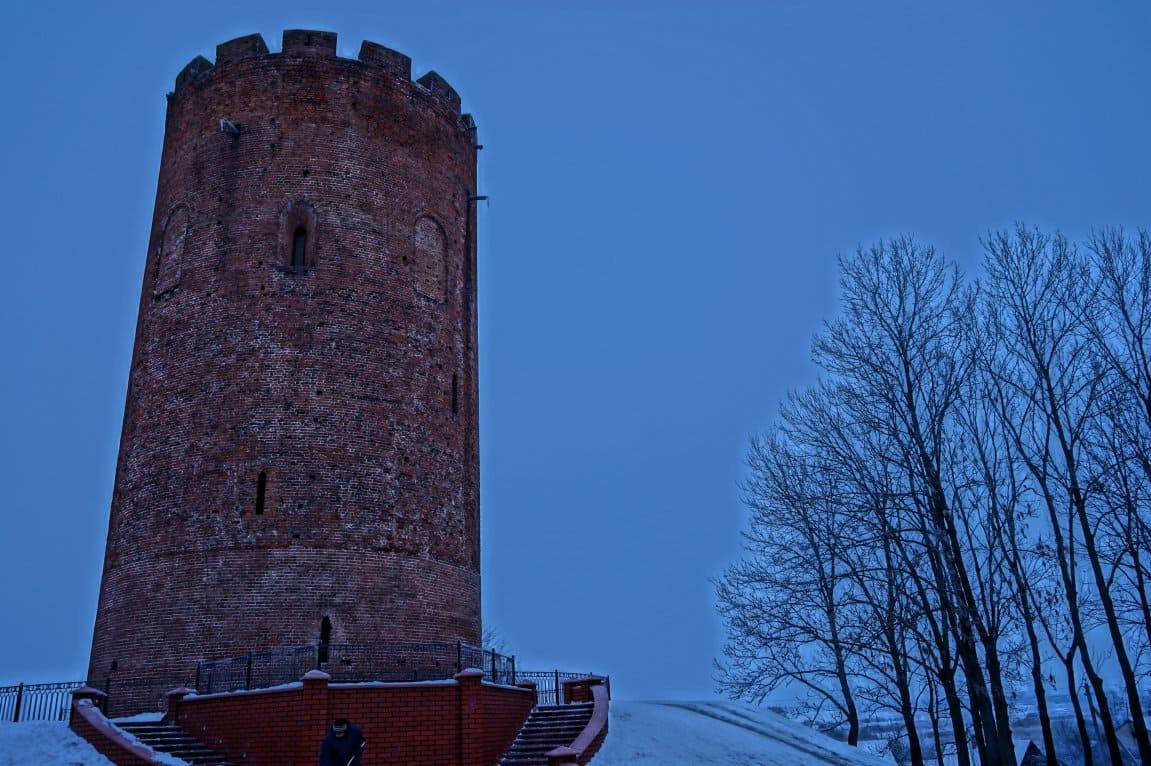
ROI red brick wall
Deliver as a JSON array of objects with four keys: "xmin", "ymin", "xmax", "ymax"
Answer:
[
  {"xmin": 479, "ymin": 684, "xmax": 537, "ymax": 766},
  {"xmin": 87, "ymin": 29, "xmax": 482, "ymax": 702},
  {"xmin": 174, "ymin": 673, "xmax": 533, "ymax": 766}
]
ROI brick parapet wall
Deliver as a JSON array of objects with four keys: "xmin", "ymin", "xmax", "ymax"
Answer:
[
  {"xmin": 68, "ymin": 689, "xmax": 169, "ymax": 766},
  {"xmin": 480, "ymin": 682, "xmax": 537, "ymax": 766},
  {"xmin": 170, "ymin": 670, "xmax": 533, "ymax": 765}
]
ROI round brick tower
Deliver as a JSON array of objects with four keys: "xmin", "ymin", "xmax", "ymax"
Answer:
[{"xmin": 87, "ymin": 31, "xmax": 481, "ymax": 690}]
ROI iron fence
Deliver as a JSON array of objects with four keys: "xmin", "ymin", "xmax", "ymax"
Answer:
[
  {"xmin": 100, "ymin": 675, "xmax": 192, "ymax": 720},
  {"xmin": 0, "ymin": 682, "xmax": 84, "ymax": 723},
  {"xmin": 194, "ymin": 640, "xmax": 516, "ymax": 695},
  {"xmin": 2, "ymin": 647, "xmax": 605, "ymax": 721},
  {"xmin": 514, "ymin": 671, "xmax": 608, "ymax": 706}
]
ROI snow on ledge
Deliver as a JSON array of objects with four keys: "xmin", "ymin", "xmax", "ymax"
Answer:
[
  {"xmin": 112, "ymin": 711, "xmax": 165, "ymax": 723},
  {"xmin": 188, "ymin": 676, "xmax": 502, "ymax": 700},
  {"xmin": 329, "ymin": 679, "xmax": 459, "ymax": 689}
]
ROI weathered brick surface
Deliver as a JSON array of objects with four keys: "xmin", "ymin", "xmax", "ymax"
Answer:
[
  {"xmin": 480, "ymin": 683, "xmax": 537, "ymax": 765},
  {"xmin": 174, "ymin": 674, "xmax": 534, "ymax": 766},
  {"xmin": 87, "ymin": 30, "xmax": 481, "ymax": 700}
]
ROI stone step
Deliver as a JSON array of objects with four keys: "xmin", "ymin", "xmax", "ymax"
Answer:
[
  {"xmin": 517, "ymin": 724, "xmax": 589, "ymax": 733},
  {"xmin": 523, "ymin": 714, "xmax": 592, "ymax": 722},
  {"xmin": 135, "ymin": 731, "xmax": 203, "ymax": 740},
  {"xmin": 113, "ymin": 720, "xmax": 234, "ymax": 766},
  {"xmin": 524, "ymin": 712, "xmax": 592, "ymax": 722},
  {"xmin": 519, "ymin": 721, "xmax": 589, "ymax": 731},
  {"xmin": 497, "ymin": 702, "xmax": 597, "ymax": 766},
  {"xmin": 513, "ymin": 736, "xmax": 579, "ymax": 744},
  {"xmin": 506, "ymin": 740, "xmax": 573, "ymax": 749},
  {"xmin": 518, "ymin": 725, "xmax": 588, "ymax": 736}
]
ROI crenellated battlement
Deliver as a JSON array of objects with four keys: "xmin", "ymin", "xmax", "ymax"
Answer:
[{"xmin": 173, "ymin": 30, "xmax": 462, "ymax": 113}]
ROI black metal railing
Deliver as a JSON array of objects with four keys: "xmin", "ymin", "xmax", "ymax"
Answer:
[
  {"xmin": 1, "ymin": 646, "xmax": 606, "ymax": 720},
  {"xmin": 193, "ymin": 640, "xmax": 517, "ymax": 695},
  {"xmin": 0, "ymin": 681, "xmax": 84, "ymax": 723},
  {"xmin": 514, "ymin": 671, "xmax": 608, "ymax": 706},
  {"xmin": 100, "ymin": 675, "xmax": 192, "ymax": 720}
]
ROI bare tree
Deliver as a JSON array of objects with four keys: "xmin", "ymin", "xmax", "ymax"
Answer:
[
  {"xmin": 813, "ymin": 238, "xmax": 1011, "ymax": 764},
  {"xmin": 982, "ymin": 226, "xmax": 1136, "ymax": 764},
  {"xmin": 717, "ymin": 430, "xmax": 863, "ymax": 743},
  {"xmin": 720, "ymin": 226, "xmax": 1151, "ymax": 766},
  {"xmin": 970, "ymin": 312, "xmax": 1063, "ymax": 766}
]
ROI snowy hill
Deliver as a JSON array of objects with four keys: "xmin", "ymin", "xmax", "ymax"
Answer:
[
  {"xmin": 598, "ymin": 700, "xmax": 887, "ymax": 765},
  {"xmin": 0, "ymin": 722, "xmax": 113, "ymax": 765}
]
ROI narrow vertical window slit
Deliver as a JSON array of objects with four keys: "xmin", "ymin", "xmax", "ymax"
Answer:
[
  {"xmin": 319, "ymin": 616, "xmax": 332, "ymax": 664},
  {"xmin": 292, "ymin": 226, "xmax": 308, "ymax": 271},
  {"xmin": 255, "ymin": 471, "xmax": 267, "ymax": 515}
]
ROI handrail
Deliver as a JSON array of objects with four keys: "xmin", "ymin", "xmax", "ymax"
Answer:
[
  {"xmin": 546, "ymin": 679, "xmax": 610, "ymax": 766},
  {"xmin": 72, "ymin": 698, "xmax": 171, "ymax": 765}
]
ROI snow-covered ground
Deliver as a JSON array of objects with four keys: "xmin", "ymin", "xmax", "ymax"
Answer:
[
  {"xmin": 0, "ymin": 722, "xmax": 112, "ymax": 765},
  {"xmin": 597, "ymin": 700, "xmax": 888, "ymax": 765},
  {"xmin": 3, "ymin": 702, "xmax": 886, "ymax": 765}
]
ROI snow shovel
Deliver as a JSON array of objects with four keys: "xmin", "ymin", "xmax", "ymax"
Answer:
[{"xmin": 346, "ymin": 739, "xmax": 366, "ymax": 766}]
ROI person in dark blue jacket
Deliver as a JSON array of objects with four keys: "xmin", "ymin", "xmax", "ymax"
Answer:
[{"xmin": 319, "ymin": 718, "xmax": 367, "ymax": 766}]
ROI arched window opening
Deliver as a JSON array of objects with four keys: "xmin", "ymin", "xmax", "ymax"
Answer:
[
  {"xmin": 413, "ymin": 216, "xmax": 448, "ymax": 302},
  {"xmin": 292, "ymin": 227, "xmax": 308, "ymax": 272},
  {"xmin": 255, "ymin": 471, "xmax": 267, "ymax": 515},
  {"xmin": 154, "ymin": 206, "xmax": 189, "ymax": 298},
  {"xmin": 451, "ymin": 372, "xmax": 459, "ymax": 415},
  {"xmin": 318, "ymin": 616, "xmax": 332, "ymax": 664},
  {"xmin": 281, "ymin": 201, "xmax": 317, "ymax": 273}
]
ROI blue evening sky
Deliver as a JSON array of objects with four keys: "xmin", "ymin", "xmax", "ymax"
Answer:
[{"xmin": 2, "ymin": 1, "xmax": 1150, "ymax": 699}]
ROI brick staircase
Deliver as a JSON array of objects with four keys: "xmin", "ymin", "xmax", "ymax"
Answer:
[
  {"xmin": 116, "ymin": 720, "xmax": 236, "ymax": 765},
  {"xmin": 500, "ymin": 702, "xmax": 595, "ymax": 766}
]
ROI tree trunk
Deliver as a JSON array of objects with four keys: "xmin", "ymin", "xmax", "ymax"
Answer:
[
  {"xmin": 969, "ymin": 687, "xmax": 988, "ymax": 765},
  {"xmin": 1031, "ymin": 474, "xmax": 1121, "ymax": 765},
  {"xmin": 981, "ymin": 634, "xmax": 1018, "ymax": 766},
  {"xmin": 892, "ymin": 641, "xmax": 926, "ymax": 766},
  {"xmin": 1065, "ymin": 653, "xmax": 1094, "ymax": 766},
  {"xmin": 939, "ymin": 536, "xmax": 1002, "ymax": 765},
  {"xmin": 828, "ymin": 596, "xmax": 860, "ymax": 746},
  {"xmin": 1003, "ymin": 496, "xmax": 1059, "ymax": 766},
  {"xmin": 928, "ymin": 680, "xmax": 945, "ymax": 766},
  {"xmin": 1081, "ymin": 658, "xmax": 1125, "ymax": 766},
  {"xmin": 940, "ymin": 665, "xmax": 972, "ymax": 766},
  {"xmin": 1072, "ymin": 491, "xmax": 1151, "ymax": 764},
  {"xmin": 907, "ymin": 407, "xmax": 1004, "ymax": 765},
  {"xmin": 1023, "ymin": 601, "xmax": 1059, "ymax": 766}
]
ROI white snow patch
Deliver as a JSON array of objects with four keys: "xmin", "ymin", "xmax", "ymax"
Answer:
[
  {"xmin": 0, "ymin": 722, "xmax": 114, "ymax": 766},
  {"xmin": 329, "ymin": 679, "xmax": 458, "ymax": 689},
  {"xmin": 112, "ymin": 711, "xmax": 165, "ymax": 723},
  {"xmin": 185, "ymin": 680, "xmax": 303, "ymax": 700},
  {"xmin": 596, "ymin": 700, "xmax": 888, "ymax": 765}
]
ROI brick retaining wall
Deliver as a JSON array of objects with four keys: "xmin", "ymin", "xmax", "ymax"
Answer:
[{"xmin": 170, "ymin": 670, "xmax": 533, "ymax": 765}]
